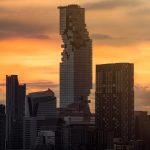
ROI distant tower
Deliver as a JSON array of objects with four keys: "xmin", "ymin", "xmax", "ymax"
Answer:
[
  {"xmin": 95, "ymin": 63, "xmax": 134, "ymax": 148},
  {"xmin": 6, "ymin": 75, "xmax": 26, "ymax": 150},
  {"xmin": 58, "ymin": 5, "xmax": 92, "ymax": 109}
]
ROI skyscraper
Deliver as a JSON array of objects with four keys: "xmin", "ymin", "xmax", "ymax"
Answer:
[
  {"xmin": 6, "ymin": 75, "xmax": 26, "ymax": 150},
  {"xmin": 95, "ymin": 63, "xmax": 134, "ymax": 148},
  {"xmin": 58, "ymin": 5, "xmax": 92, "ymax": 109}
]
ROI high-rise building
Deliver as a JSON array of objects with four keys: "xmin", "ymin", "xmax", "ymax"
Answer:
[
  {"xmin": 23, "ymin": 89, "xmax": 57, "ymax": 150},
  {"xmin": 6, "ymin": 75, "xmax": 26, "ymax": 150},
  {"xmin": 58, "ymin": 5, "xmax": 92, "ymax": 109},
  {"xmin": 95, "ymin": 63, "xmax": 134, "ymax": 148},
  {"xmin": 135, "ymin": 111, "xmax": 150, "ymax": 150},
  {"xmin": 0, "ymin": 104, "xmax": 6, "ymax": 150}
]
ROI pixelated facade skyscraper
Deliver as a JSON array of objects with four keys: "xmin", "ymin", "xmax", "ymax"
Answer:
[{"xmin": 59, "ymin": 5, "xmax": 92, "ymax": 109}]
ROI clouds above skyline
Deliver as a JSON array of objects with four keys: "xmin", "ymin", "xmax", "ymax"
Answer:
[
  {"xmin": 0, "ymin": 19, "xmax": 53, "ymax": 40},
  {"xmin": 0, "ymin": 2, "xmax": 58, "ymax": 40},
  {"xmin": 84, "ymin": 0, "xmax": 142, "ymax": 10},
  {"xmin": 135, "ymin": 85, "xmax": 150, "ymax": 112},
  {"xmin": 0, "ymin": 0, "xmax": 149, "ymax": 44},
  {"xmin": 85, "ymin": 0, "xmax": 150, "ymax": 45}
]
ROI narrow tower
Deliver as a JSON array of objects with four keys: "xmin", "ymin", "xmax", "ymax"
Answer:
[
  {"xmin": 6, "ymin": 75, "xmax": 26, "ymax": 150},
  {"xmin": 58, "ymin": 5, "xmax": 92, "ymax": 109}
]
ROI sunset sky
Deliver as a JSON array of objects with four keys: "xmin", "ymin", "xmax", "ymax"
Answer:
[{"xmin": 0, "ymin": 0, "xmax": 150, "ymax": 112}]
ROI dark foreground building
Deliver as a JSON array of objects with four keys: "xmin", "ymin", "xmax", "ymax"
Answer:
[
  {"xmin": 59, "ymin": 5, "xmax": 92, "ymax": 110},
  {"xmin": 0, "ymin": 104, "xmax": 6, "ymax": 150},
  {"xmin": 56, "ymin": 121, "xmax": 96, "ymax": 150},
  {"xmin": 23, "ymin": 89, "xmax": 57, "ymax": 150},
  {"xmin": 6, "ymin": 75, "xmax": 26, "ymax": 150},
  {"xmin": 95, "ymin": 63, "xmax": 134, "ymax": 149}
]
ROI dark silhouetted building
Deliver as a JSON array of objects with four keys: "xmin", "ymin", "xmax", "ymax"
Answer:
[
  {"xmin": 32, "ymin": 131, "xmax": 55, "ymax": 150},
  {"xmin": 0, "ymin": 104, "xmax": 6, "ymax": 150},
  {"xmin": 58, "ymin": 120, "xmax": 96, "ymax": 150},
  {"xmin": 58, "ymin": 5, "xmax": 92, "ymax": 110},
  {"xmin": 135, "ymin": 111, "xmax": 150, "ymax": 150},
  {"xmin": 95, "ymin": 63, "xmax": 134, "ymax": 149},
  {"xmin": 6, "ymin": 75, "xmax": 26, "ymax": 150},
  {"xmin": 23, "ymin": 89, "xmax": 57, "ymax": 150}
]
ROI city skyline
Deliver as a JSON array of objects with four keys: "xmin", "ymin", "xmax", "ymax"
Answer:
[
  {"xmin": 0, "ymin": 2, "xmax": 150, "ymax": 150},
  {"xmin": 0, "ymin": 0, "xmax": 150, "ymax": 112}
]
